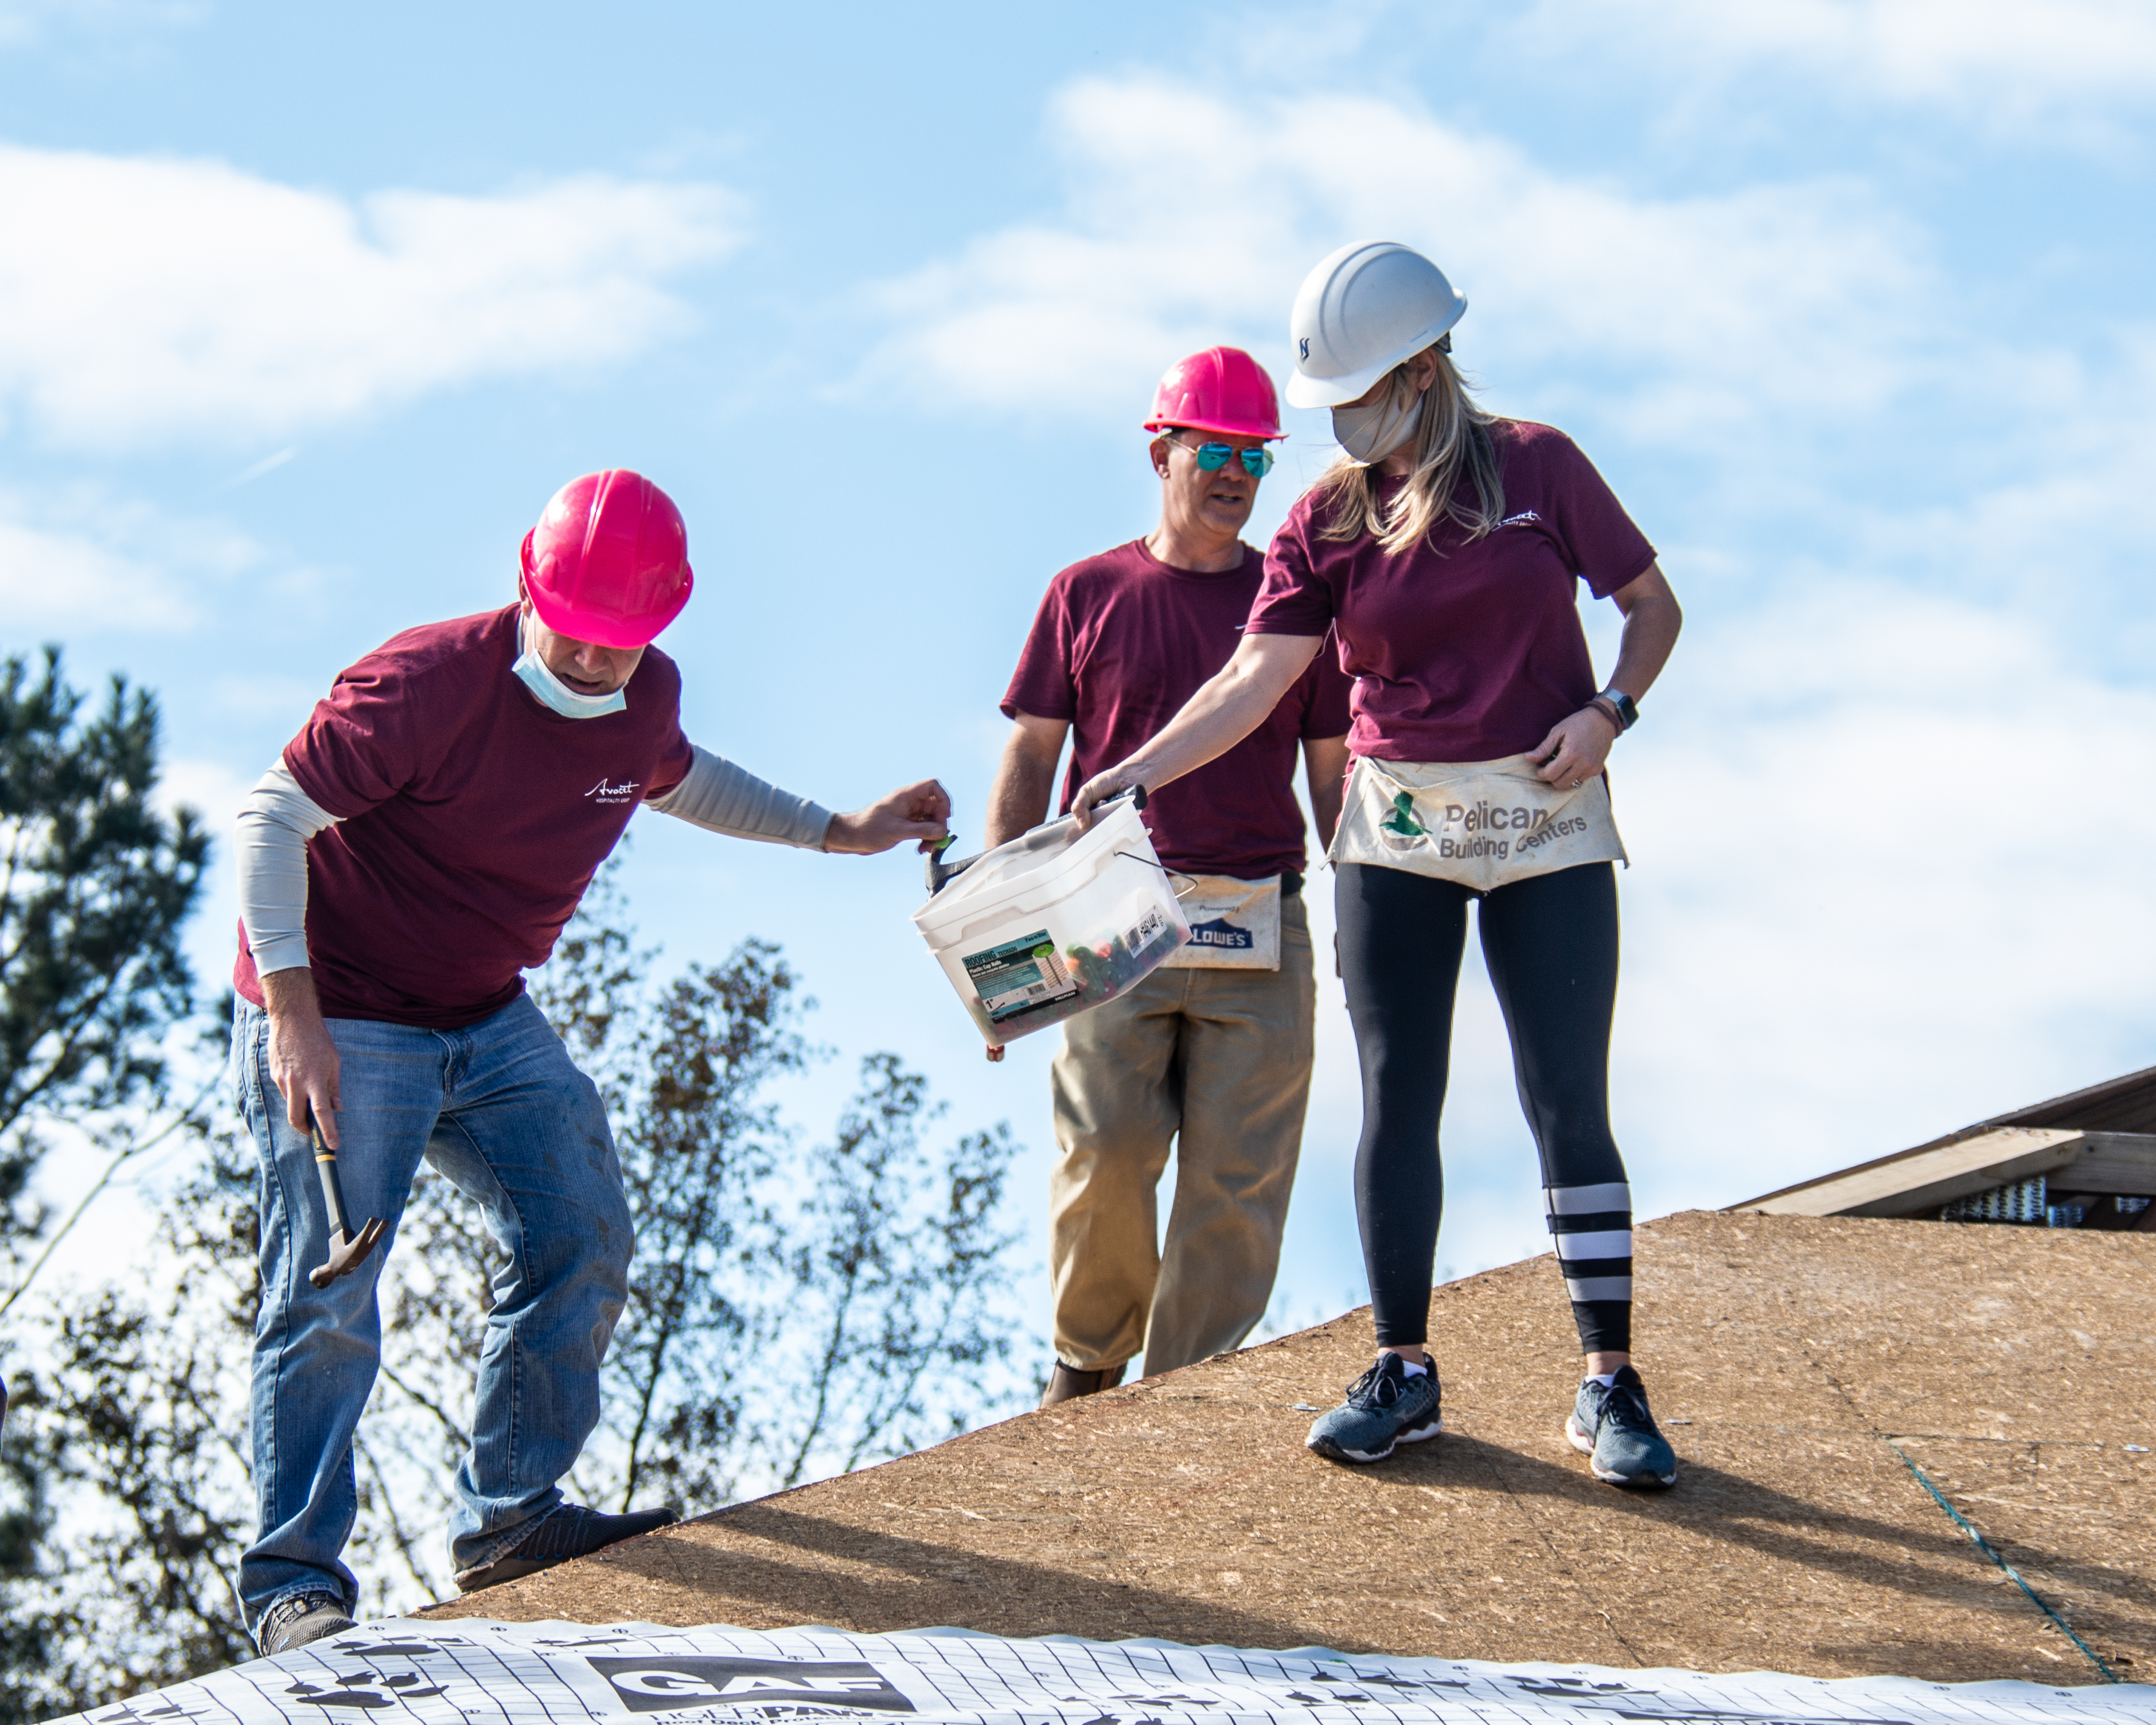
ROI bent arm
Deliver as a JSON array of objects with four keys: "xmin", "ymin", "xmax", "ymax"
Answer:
[
  {"xmin": 233, "ymin": 762, "xmax": 346, "ymax": 1142},
  {"xmin": 236, "ymin": 762, "xmax": 340, "ymax": 976},
  {"xmin": 1073, "ymin": 632, "xmax": 1323, "ymax": 824},
  {"xmin": 1529, "ymin": 563, "xmax": 1685, "ymax": 788},
  {"xmin": 649, "ymin": 745, "xmax": 835, "ymax": 849},
  {"xmin": 1605, "ymin": 562, "xmax": 1682, "ymax": 700},
  {"xmin": 985, "ymin": 711, "xmax": 1069, "ymax": 848},
  {"xmin": 1303, "ymin": 734, "xmax": 1350, "ymax": 853}
]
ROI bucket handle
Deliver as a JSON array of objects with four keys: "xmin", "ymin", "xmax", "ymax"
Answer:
[
  {"xmin": 926, "ymin": 785, "xmax": 1147, "ymax": 898},
  {"xmin": 1114, "ymin": 853, "xmax": 1198, "ymax": 900}
]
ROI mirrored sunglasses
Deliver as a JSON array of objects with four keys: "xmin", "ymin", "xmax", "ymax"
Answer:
[{"xmin": 1177, "ymin": 437, "xmax": 1275, "ymax": 478}]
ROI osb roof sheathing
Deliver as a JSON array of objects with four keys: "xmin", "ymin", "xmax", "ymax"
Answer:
[{"xmin": 423, "ymin": 1210, "xmax": 2156, "ymax": 1685}]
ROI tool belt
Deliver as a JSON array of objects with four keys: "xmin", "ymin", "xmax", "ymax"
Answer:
[
  {"xmin": 1328, "ymin": 753, "xmax": 1627, "ymax": 891},
  {"xmin": 1161, "ymin": 873, "xmax": 1291, "ymax": 970}
]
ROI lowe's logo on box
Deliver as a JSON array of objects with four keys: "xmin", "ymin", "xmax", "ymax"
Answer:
[
  {"xmin": 1187, "ymin": 917, "xmax": 1254, "ymax": 951},
  {"xmin": 588, "ymin": 1656, "xmax": 915, "ymax": 1713}
]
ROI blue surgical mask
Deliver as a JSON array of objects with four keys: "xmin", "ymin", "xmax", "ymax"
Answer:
[{"xmin": 513, "ymin": 617, "xmax": 627, "ymax": 719}]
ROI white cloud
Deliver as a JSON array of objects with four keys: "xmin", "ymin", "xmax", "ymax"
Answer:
[
  {"xmin": 1613, "ymin": 576, "xmax": 2156, "ymax": 1201},
  {"xmin": 861, "ymin": 75, "xmax": 1932, "ymax": 455},
  {"xmin": 0, "ymin": 488, "xmax": 263, "ymax": 632},
  {"xmin": 1512, "ymin": 0, "xmax": 2156, "ymax": 126},
  {"xmin": 0, "ymin": 515, "xmax": 179, "ymax": 630},
  {"xmin": 0, "ymin": 0, "xmax": 197, "ymax": 50},
  {"xmin": 0, "ymin": 147, "xmax": 745, "ymax": 447}
]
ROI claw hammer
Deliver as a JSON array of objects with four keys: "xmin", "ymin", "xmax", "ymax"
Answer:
[{"xmin": 307, "ymin": 1111, "xmax": 386, "ymax": 1289}]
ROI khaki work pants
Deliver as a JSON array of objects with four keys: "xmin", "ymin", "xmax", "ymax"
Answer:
[{"xmin": 1047, "ymin": 892, "xmax": 1316, "ymax": 1379}]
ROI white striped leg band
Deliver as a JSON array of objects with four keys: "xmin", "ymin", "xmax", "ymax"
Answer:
[{"xmin": 1545, "ymin": 1182, "xmax": 1632, "ymax": 1303}]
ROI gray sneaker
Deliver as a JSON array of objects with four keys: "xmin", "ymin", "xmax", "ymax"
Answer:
[
  {"xmin": 1566, "ymin": 1365, "xmax": 1678, "ymax": 1487},
  {"xmin": 1305, "ymin": 1353, "xmax": 1442, "ymax": 1463},
  {"xmin": 257, "ymin": 1588, "xmax": 354, "ymax": 1657}
]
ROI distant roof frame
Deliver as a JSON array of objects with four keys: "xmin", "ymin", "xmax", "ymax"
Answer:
[{"xmin": 1734, "ymin": 1060, "xmax": 2156, "ymax": 1228}]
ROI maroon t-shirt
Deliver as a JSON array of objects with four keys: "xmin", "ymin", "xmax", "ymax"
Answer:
[
  {"xmin": 1002, "ymin": 539, "xmax": 1354, "ymax": 880},
  {"xmin": 1247, "ymin": 419, "xmax": 1656, "ymax": 762},
  {"xmin": 233, "ymin": 605, "xmax": 694, "ymax": 1029}
]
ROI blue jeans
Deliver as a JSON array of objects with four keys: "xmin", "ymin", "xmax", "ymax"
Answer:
[{"xmin": 233, "ymin": 994, "xmax": 633, "ymax": 1626}]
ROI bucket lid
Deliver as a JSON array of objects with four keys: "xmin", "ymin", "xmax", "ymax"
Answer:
[{"xmin": 911, "ymin": 798, "xmax": 1144, "ymax": 937}]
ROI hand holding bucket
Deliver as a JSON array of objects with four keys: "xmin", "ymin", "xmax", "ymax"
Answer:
[
  {"xmin": 924, "ymin": 786, "xmax": 1147, "ymax": 900},
  {"xmin": 912, "ymin": 787, "xmax": 1186, "ymax": 1052}
]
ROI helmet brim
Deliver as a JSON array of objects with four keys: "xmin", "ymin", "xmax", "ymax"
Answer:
[
  {"xmin": 1284, "ymin": 302, "xmax": 1467, "ymax": 409},
  {"xmin": 1143, "ymin": 416, "xmax": 1286, "ymax": 441}
]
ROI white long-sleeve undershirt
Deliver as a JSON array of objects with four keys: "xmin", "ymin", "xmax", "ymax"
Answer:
[
  {"xmin": 236, "ymin": 749, "xmax": 835, "ymax": 979},
  {"xmin": 647, "ymin": 745, "xmax": 833, "ymax": 851}
]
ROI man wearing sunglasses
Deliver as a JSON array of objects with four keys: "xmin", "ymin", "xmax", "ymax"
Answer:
[{"xmin": 989, "ymin": 346, "xmax": 1353, "ymax": 1408}]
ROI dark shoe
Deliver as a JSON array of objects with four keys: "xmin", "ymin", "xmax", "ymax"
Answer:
[
  {"xmin": 1306, "ymin": 1353, "xmax": 1443, "ymax": 1463},
  {"xmin": 1567, "ymin": 1365, "xmax": 1678, "ymax": 1488},
  {"xmin": 258, "ymin": 1588, "xmax": 354, "ymax": 1656},
  {"xmin": 1039, "ymin": 1358, "xmax": 1126, "ymax": 1408},
  {"xmin": 454, "ymin": 1501, "xmax": 679, "ymax": 1594}
]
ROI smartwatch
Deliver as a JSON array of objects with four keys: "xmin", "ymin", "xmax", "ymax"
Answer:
[{"xmin": 1596, "ymin": 688, "xmax": 1639, "ymax": 732}]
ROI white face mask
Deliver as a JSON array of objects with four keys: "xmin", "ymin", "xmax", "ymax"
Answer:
[
  {"xmin": 1331, "ymin": 390, "xmax": 1422, "ymax": 467},
  {"xmin": 513, "ymin": 614, "xmax": 627, "ymax": 719}
]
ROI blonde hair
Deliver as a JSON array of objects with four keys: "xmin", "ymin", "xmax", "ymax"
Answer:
[{"xmin": 1315, "ymin": 346, "xmax": 1505, "ymax": 556}]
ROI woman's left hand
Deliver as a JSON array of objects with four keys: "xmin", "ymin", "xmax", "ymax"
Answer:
[{"xmin": 1529, "ymin": 706, "xmax": 1618, "ymax": 788}]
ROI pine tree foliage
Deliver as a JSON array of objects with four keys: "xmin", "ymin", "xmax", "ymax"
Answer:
[
  {"xmin": 0, "ymin": 648, "xmax": 210, "ymax": 1718},
  {"xmin": 0, "ymin": 648, "xmax": 207, "ymax": 1268},
  {"xmin": 0, "ymin": 1112, "xmax": 259, "ymax": 1718}
]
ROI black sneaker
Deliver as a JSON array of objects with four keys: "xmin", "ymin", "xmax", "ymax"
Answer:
[
  {"xmin": 258, "ymin": 1588, "xmax": 354, "ymax": 1656},
  {"xmin": 1305, "ymin": 1353, "xmax": 1444, "ymax": 1463},
  {"xmin": 1566, "ymin": 1365, "xmax": 1678, "ymax": 1488},
  {"xmin": 454, "ymin": 1501, "xmax": 679, "ymax": 1594}
]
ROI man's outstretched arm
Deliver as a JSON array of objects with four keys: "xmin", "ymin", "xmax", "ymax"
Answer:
[
  {"xmin": 823, "ymin": 778, "xmax": 951, "ymax": 854},
  {"xmin": 651, "ymin": 746, "xmax": 949, "ymax": 854}
]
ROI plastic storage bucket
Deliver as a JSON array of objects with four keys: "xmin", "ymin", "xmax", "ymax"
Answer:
[{"xmin": 912, "ymin": 797, "xmax": 1190, "ymax": 1047}]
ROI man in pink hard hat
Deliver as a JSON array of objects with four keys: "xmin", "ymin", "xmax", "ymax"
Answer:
[
  {"xmin": 230, "ymin": 470, "xmax": 950, "ymax": 1654},
  {"xmin": 989, "ymin": 349, "xmax": 1352, "ymax": 1407}
]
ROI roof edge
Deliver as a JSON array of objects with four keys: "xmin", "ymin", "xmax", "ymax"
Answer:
[{"xmin": 1729, "ymin": 1057, "xmax": 2156, "ymax": 1210}]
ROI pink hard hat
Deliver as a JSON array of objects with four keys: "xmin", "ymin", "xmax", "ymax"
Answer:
[
  {"xmin": 519, "ymin": 470, "xmax": 694, "ymax": 649},
  {"xmin": 1143, "ymin": 346, "xmax": 1284, "ymax": 441}
]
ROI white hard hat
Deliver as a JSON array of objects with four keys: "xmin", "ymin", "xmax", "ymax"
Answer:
[{"xmin": 1285, "ymin": 240, "xmax": 1468, "ymax": 410}]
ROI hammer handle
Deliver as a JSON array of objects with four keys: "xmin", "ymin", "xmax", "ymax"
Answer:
[{"xmin": 309, "ymin": 1116, "xmax": 354, "ymax": 1239}]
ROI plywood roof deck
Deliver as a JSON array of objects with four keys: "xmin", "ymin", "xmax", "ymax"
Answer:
[{"xmin": 424, "ymin": 1211, "xmax": 2156, "ymax": 1687}]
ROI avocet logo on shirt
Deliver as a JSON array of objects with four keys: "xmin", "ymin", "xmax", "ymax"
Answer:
[
  {"xmin": 584, "ymin": 777, "xmax": 641, "ymax": 805},
  {"xmin": 1499, "ymin": 510, "xmax": 1543, "ymax": 529}
]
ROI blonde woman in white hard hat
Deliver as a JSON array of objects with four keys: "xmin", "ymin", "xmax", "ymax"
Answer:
[{"xmin": 1071, "ymin": 241, "xmax": 1684, "ymax": 1488}]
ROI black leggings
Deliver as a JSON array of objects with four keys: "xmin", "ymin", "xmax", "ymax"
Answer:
[{"xmin": 1336, "ymin": 860, "xmax": 1632, "ymax": 1354}]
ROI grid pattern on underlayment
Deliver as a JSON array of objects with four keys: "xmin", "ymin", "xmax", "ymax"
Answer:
[{"xmin": 49, "ymin": 1619, "xmax": 2156, "ymax": 1725}]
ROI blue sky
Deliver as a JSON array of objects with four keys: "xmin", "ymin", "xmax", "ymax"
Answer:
[{"xmin": 6, "ymin": 0, "xmax": 2156, "ymax": 1350}]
